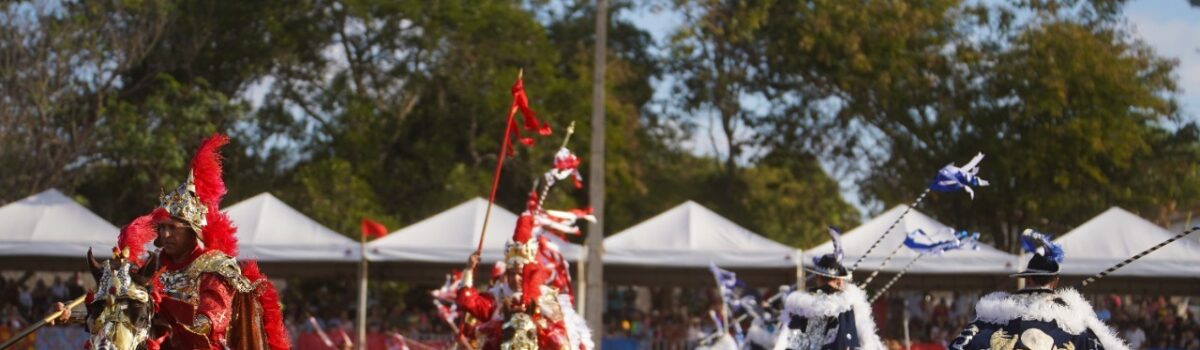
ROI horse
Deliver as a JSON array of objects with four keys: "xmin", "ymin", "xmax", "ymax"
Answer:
[{"xmin": 85, "ymin": 248, "xmax": 158, "ymax": 350}]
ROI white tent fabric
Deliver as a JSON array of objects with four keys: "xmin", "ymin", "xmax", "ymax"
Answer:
[
  {"xmin": 806, "ymin": 205, "xmax": 1017, "ymax": 274},
  {"xmin": 224, "ymin": 193, "xmax": 359, "ymax": 262},
  {"xmin": 366, "ymin": 198, "xmax": 584, "ymax": 263},
  {"xmin": 603, "ymin": 201, "xmax": 801, "ymax": 268},
  {"xmin": 0, "ymin": 189, "xmax": 118, "ymax": 257},
  {"xmin": 1054, "ymin": 207, "xmax": 1200, "ymax": 277}
]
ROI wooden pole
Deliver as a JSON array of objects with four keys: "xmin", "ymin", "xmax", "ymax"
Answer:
[
  {"xmin": 585, "ymin": 0, "xmax": 608, "ymax": 347},
  {"xmin": 477, "ymin": 70, "xmax": 524, "ymax": 254},
  {"xmin": 358, "ymin": 233, "xmax": 368, "ymax": 349}
]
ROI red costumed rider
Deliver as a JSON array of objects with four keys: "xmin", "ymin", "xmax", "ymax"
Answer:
[{"xmin": 118, "ymin": 134, "xmax": 290, "ymax": 349}]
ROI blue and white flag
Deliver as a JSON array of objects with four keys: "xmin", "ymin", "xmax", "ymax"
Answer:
[
  {"xmin": 930, "ymin": 152, "xmax": 989, "ymax": 199},
  {"xmin": 709, "ymin": 262, "xmax": 744, "ymax": 307},
  {"xmin": 1020, "ymin": 229, "xmax": 1064, "ymax": 263},
  {"xmin": 903, "ymin": 228, "xmax": 980, "ymax": 255}
]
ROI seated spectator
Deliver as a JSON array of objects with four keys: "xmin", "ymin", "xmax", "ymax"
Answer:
[{"xmin": 1126, "ymin": 322, "xmax": 1149, "ymax": 350}]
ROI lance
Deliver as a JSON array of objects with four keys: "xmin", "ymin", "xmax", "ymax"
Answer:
[
  {"xmin": 854, "ymin": 190, "xmax": 932, "ymax": 289},
  {"xmin": 854, "ymin": 152, "xmax": 987, "ymax": 281},
  {"xmin": 1078, "ymin": 226, "xmax": 1200, "ymax": 288},
  {"xmin": 868, "ymin": 254, "xmax": 924, "ymax": 303},
  {"xmin": 306, "ymin": 315, "xmax": 336, "ymax": 348},
  {"xmin": 536, "ymin": 122, "xmax": 577, "ymax": 211},
  {"xmin": 477, "ymin": 69, "xmax": 527, "ymax": 254},
  {"xmin": 0, "ymin": 294, "xmax": 86, "ymax": 350}
]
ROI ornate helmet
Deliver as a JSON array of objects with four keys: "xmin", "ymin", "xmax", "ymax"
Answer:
[
  {"xmin": 505, "ymin": 191, "xmax": 541, "ymax": 267},
  {"xmin": 505, "ymin": 214, "xmax": 540, "ymax": 267},
  {"xmin": 152, "ymin": 134, "xmax": 239, "ymax": 256},
  {"xmin": 159, "ymin": 172, "xmax": 208, "ymax": 236}
]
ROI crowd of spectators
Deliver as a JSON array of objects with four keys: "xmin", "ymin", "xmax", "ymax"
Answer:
[
  {"xmin": 872, "ymin": 292, "xmax": 1200, "ymax": 350},
  {"xmin": 602, "ymin": 286, "xmax": 734, "ymax": 349},
  {"xmin": 1, "ymin": 274, "xmax": 1196, "ymax": 350},
  {"xmin": 0, "ymin": 273, "xmax": 90, "ymax": 349},
  {"xmin": 277, "ymin": 280, "xmax": 452, "ymax": 349},
  {"xmin": 601, "ymin": 287, "xmax": 1200, "ymax": 350}
]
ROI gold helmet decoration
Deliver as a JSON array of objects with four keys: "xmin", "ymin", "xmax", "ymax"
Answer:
[{"xmin": 159, "ymin": 172, "xmax": 208, "ymax": 237}]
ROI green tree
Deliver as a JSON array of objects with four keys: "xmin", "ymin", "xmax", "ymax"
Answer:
[
  {"xmin": 661, "ymin": 0, "xmax": 866, "ymax": 247},
  {"xmin": 740, "ymin": 0, "xmax": 1200, "ymax": 251}
]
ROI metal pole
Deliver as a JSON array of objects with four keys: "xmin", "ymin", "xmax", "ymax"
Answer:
[
  {"xmin": 358, "ymin": 234, "xmax": 368, "ymax": 349},
  {"xmin": 586, "ymin": 0, "xmax": 608, "ymax": 347},
  {"xmin": 1078, "ymin": 226, "xmax": 1200, "ymax": 288}
]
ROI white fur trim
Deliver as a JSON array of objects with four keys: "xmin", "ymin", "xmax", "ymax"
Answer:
[
  {"xmin": 782, "ymin": 285, "xmax": 861, "ymax": 318},
  {"xmin": 772, "ymin": 328, "xmax": 788, "ymax": 350},
  {"xmin": 776, "ymin": 285, "xmax": 884, "ymax": 350},
  {"xmin": 698, "ymin": 334, "xmax": 739, "ymax": 350},
  {"xmin": 747, "ymin": 321, "xmax": 777, "ymax": 348},
  {"xmin": 973, "ymin": 289, "xmax": 1128, "ymax": 350},
  {"xmin": 558, "ymin": 294, "xmax": 594, "ymax": 350},
  {"xmin": 850, "ymin": 285, "xmax": 885, "ymax": 350},
  {"xmin": 1059, "ymin": 290, "xmax": 1129, "ymax": 350}
]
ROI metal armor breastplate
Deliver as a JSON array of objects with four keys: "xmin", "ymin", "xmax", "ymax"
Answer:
[{"xmin": 159, "ymin": 250, "xmax": 255, "ymax": 304}]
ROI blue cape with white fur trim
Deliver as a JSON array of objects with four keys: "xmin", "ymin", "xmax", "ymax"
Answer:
[
  {"xmin": 950, "ymin": 288, "xmax": 1128, "ymax": 350},
  {"xmin": 772, "ymin": 284, "xmax": 883, "ymax": 350}
]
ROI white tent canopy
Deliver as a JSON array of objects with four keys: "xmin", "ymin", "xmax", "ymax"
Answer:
[
  {"xmin": 366, "ymin": 198, "xmax": 584, "ymax": 263},
  {"xmin": 603, "ymin": 201, "xmax": 801, "ymax": 268},
  {"xmin": 224, "ymin": 193, "xmax": 359, "ymax": 262},
  {"xmin": 1055, "ymin": 207, "xmax": 1200, "ymax": 277},
  {"xmin": 0, "ymin": 189, "xmax": 118, "ymax": 259},
  {"xmin": 806, "ymin": 205, "xmax": 1017, "ymax": 274}
]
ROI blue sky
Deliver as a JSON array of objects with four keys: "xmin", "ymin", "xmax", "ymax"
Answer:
[{"xmin": 1125, "ymin": 1, "xmax": 1200, "ymax": 123}]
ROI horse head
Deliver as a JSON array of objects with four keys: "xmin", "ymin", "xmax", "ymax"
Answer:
[{"xmin": 85, "ymin": 247, "xmax": 157, "ymax": 350}]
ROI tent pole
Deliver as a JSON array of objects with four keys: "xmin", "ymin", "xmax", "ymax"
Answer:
[
  {"xmin": 795, "ymin": 249, "xmax": 805, "ymax": 289},
  {"xmin": 358, "ymin": 234, "xmax": 368, "ymax": 349}
]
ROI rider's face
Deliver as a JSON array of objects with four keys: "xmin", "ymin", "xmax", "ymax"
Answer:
[{"xmin": 157, "ymin": 217, "xmax": 196, "ymax": 259}]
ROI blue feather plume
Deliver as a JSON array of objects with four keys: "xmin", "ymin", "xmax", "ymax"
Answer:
[
  {"xmin": 816, "ymin": 226, "xmax": 844, "ymax": 266},
  {"xmin": 1020, "ymin": 229, "xmax": 1064, "ymax": 263}
]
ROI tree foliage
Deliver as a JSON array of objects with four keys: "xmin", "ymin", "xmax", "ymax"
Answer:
[
  {"xmin": 4, "ymin": 0, "xmax": 1192, "ymax": 255},
  {"xmin": 666, "ymin": 0, "xmax": 1200, "ymax": 251}
]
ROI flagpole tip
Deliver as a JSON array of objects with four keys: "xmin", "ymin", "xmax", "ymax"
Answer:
[{"xmin": 518, "ymin": 68, "xmax": 524, "ymax": 80}]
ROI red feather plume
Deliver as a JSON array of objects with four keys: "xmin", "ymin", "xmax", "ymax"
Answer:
[
  {"xmin": 118, "ymin": 212, "xmax": 159, "ymax": 265},
  {"xmin": 241, "ymin": 261, "xmax": 291, "ymax": 350},
  {"xmin": 191, "ymin": 134, "xmax": 229, "ymax": 207},
  {"xmin": 520, "ymin": 263, "xmax": 552, "ymax": 307},
  {"xmin": 201, "ymin": 203, "xmax": 238, "ymax": 257}
]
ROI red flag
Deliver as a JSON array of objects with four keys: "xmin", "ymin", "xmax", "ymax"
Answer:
[
  {"xmin": 508, "ymin": 75, "xmax": 552, "ymax": 150},
  {"xmin": 361, "ymin": 218, "xmax": 389, "ymax": 239}
]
